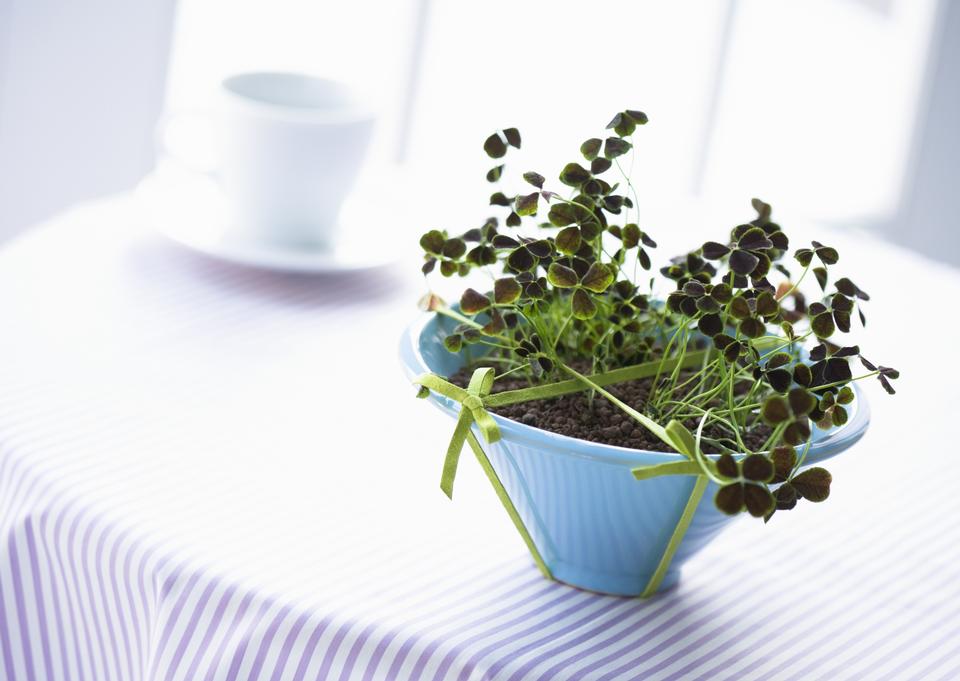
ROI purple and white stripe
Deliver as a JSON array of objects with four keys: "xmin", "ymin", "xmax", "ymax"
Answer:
[{"xmin": 1, "ymin": 197, "xmax": 958, "ymax": 679}]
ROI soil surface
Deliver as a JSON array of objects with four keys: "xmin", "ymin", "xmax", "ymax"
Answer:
[{"xmin": 449, "ymin": 363, "xmax": 771, "ymax": 453}]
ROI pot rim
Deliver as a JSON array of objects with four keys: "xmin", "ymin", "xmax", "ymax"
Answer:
[{"xmin": 399, "ymin": 311, "xmax": 870, "ymax": 468}]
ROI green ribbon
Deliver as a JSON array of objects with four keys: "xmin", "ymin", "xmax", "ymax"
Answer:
[
  {"xmin": 416, "ymin": 367, "xmax": 500, "ymax": 498},
  {"xmin": 415, "ymin": 349, "xmax": 717, "ymax": 597},
  {"xmin": 415, "ymin": 367, "xmax": 551, "ymax": 578}
]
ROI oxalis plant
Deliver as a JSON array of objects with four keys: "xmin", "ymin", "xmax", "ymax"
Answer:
[{"xmin": 413, "ymin": 109, "xmax": 898, "ymax": 538}]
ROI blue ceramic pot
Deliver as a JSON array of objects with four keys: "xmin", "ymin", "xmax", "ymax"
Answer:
[{"xmin": 400, "ymin": 312, "xmax": 870, "ymax": 596}]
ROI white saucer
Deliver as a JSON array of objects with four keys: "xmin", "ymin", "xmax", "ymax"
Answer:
[{"xmin": 135, "ymin": 159, "xmax": 404, "ymax": 274}]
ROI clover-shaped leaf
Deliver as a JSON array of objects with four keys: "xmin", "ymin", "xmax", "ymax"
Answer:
[
  {"xmin": 835, "ymin": 277, "xmax": 870, "ymax": 301},
  {"xmin": 604, "ymin": 137, "xmax": 632, "ymax": 159},
  {"xmin": 581, "ymin": 263, "xmax": 614, "ymax": 293},
  {"xmin": 591, "ymin": 157, "xmax": 612, "ymax": 174},
  {"xmin": 420, "ymin": 230, "xmax": 446, "ymax": 254},
  {"xmin": 606, "ymin": 110, "xmax": 647, "ymax": 137},
  {"xmin": 714, "ymin": 453, "xmax": 775, "ymax": 517},
  {"xmin": 762, "ymin": 388, "xmax": 815, "ymax": 446},
  {"xmin": 860, "ymin": 356, "xmax": 899, "ymax": 394},
  {"xmin": 571, "ymin": 289, "xmax": 597, "ymax": 319},
  {"xmin": 555, "ymin": 227, "xmax": 582, "ymax": 255},
  {"xmin": 523, "ymin": 171, "xmax": 545, "ymax": 189},
  {"xmin": 493, "ymin": 277, "xmax": 522, "ymax": 305},
  {"xmin": 795, "ymin": 240, "xmax": 839, "ymax": 267},
  {"xmin": 547, "ymin": 263, "xmax": 579, "ymax": 288},
  {"xmin": 460, "ymin": 288, "xmax": 491, "ymax": 315},
  {"xmin": 483, "ymin": 132, "xmax": 507, "ymax": 159},
  {"xmin": 515, "ymin": 192, "xmax": 539, "ymax": 217},
  {"xmin": 791, "ymin": 467, "xmax": 832, "ymax": 502},
  {"xmin": 559, "ymin": 163, "xmax": 591, "ymax": 187},
  {"xmin": 580, "ymin": 138, "xmax": 602, "ymax": 161},
  {"xmin": 713, "ymin": 333, "xmax": 746, "ymax": 362}
]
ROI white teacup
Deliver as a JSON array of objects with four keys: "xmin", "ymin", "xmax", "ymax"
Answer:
[{"xmin": 162, "ymin": 72, "xmax": 376, "ymax": 249}]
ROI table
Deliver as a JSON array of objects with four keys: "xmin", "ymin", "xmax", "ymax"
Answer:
[{"xmin": 0, "ymin": 195, "xmax": 957, "ymax": 680}]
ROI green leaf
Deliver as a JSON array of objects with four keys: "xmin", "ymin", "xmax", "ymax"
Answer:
[
  {"xmin": 812, "ymin": 312, "xmax": 835, "ymax": 338},
  {"xmin": 559, "ymin": 163, "xmax": 591, "ymax": 187},
  {"xmin": 793, "ymin": 363, "xmax": 812, "ymax": 386},
  {"xmin": 774, "ymin": 482, "xmax": 798, "ymax": 510},
  {"xmin": 771, "ymin": 446, "xmax": 796, "ymax": 483},
  {"xmin": 507, "ymin": 246, "xmax": 535, "ymax": 271},
  {"xmin": 526, "ymin": 239, "xmax": 552, "ymax": 258},
  {"xmin": 607, "ymin": 112, "xmax": 636, "ymax": 137},
  {"xmin": 755, "ymin": 291, "xmax": 779, "ymax": 317},
  {"xmin": 716, "ymin": 453, "xmax": 739, "ymax": 478},
  {"xmin": 459, "ymin": 288, "xmax": 491, "ymax": 314},
  {"xmin": 490, "ymin": 192, "xmax": 512, "ymax": 207},
  {"xmin": 571, "ymin": 288, "xmax": 597, "ymax": 319},
  {"xmin": 625, "ymin": 109, "xmax": 649, "ymax": 125},
  {"xmin": 555, "ymin": 226, "xmax": 582, "ymax": 255},
  {"xmin": 486, "ymin": 165, "xmax": 504, "ymax": 182},
  {"xmin": 515, "ymin": 192, "xmax": 539, "ymax": 217},
  {"xmin": 729, "ymin": 249, "xmax": 760, "ymax": 276},
  {"xmin": 715, "ymin": 484, "xmax": 745, "ymax": 515},
  {"xmin": 603, "ymin": 137, "xmax": 632, "ymax": 159},
  {"xmin": 580, "ymin": 138, "xmax": 602, "ymax": 161},
  {"xmin": 505, "ymin": 211, "xmax": 522, "ymax": 227},
  {"xmin": 783, "ymin": 420, "xmax": 812, "ymax": 446},
  {"xmin": 788, "ymin": 388, "xmax": 816, "ymax": 416},
  {"xmin": 762, "ymin": 396, "xmax": 791, "ymax": 425},
  {"xmin": 547, "ymin": 203, "xmax": 578, "ymax": 227},
  {"xmin": 792, "ymin": 467, "xmax": 831, "ymax": 502},
  {"xmin": 698, "ymin": 313, "xmax": 723, "ymax": 336},
  {"xmin": 503, "ymin": 127, "xmax": 521, "ymax": 148},
  {"xmin": 813, "ymin": 266, "xmax": 828, "ymax": 291},
  {"xmin": 622, "ymin": 223, "xmax": 641, "ymax": 248},
  {"xmin": 443, "ymin": 333, "xmax": 463, "ymax": 352},
  {"xmin": 521, "ymin": 171, "xmax": 545, "ymax": 189},
  {"xmin": 580, "ymin": 263, "xmax": 614, "ymax": 293},
  {"xmin": 441, "ymin": 238, "xmax": 466, "ymax": 259},
  {"xmin": 702, "ymin": 241, "xmax": 731, "ymax": 259},
  {"xmin": 591, "ymin": 157, "xmax": 612, "ymax": 174},
  {"xmin": 729, "ymin": 296, "xmax": 751, "ymax": 320},
  {"xmin": 547, "ymin": 263, "xmax": 579, "ymax": 288},
  {"xmin": 483, "ymin": 132, "xmax": 507, "ymax": 158},
  {"xmin": 743, "ymin": 484, "xmax": 775, "ymax": 517},
  {"xmin": 739, "ymin": 317, "xmax": 766, "ymax": 339},
  {"xmin": 419, "ymin": 230, "xmax": 446, "ymax": 254},
  {"xmin": 742, "ymin": 454, "xmax": 774, "ymax": 483},
  {"xmin": 767, "ymin": 352, "xmax": 792, "ymax": 369},
  {"xmin": 815, "ymin": 245, "xmax": 839, "ymax": 265},
  {"xmin": 493, "ymin": 277, "xmax": 521, "ymax": 305}
]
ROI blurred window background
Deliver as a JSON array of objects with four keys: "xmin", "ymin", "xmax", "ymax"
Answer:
[{"xmin": 0, "ymin": 0, "xmax": 955, "ymax": 263}]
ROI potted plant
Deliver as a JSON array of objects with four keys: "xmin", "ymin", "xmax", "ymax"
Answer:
[{"xmin": 400, "ymin": 110, "xmax": 898, "ymax": 597}]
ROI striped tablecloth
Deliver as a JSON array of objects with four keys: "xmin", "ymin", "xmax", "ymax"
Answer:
[{"xmin": 0, "ymin": 196, "xmax": 957, "ymax": 680}]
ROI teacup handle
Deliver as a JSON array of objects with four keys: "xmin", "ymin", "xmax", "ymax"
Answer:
[{"xmin": 154, "ymin": 109, "xmax": 220, "ymax": 177}]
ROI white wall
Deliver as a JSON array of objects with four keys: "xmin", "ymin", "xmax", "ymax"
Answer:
[
  {"xmin": 881, "ymin": 0, "xmax": 960, "ymax": 266},
  {"xmin": 0, "ymin": 0, "xmax": 176, "ymax": 241}
]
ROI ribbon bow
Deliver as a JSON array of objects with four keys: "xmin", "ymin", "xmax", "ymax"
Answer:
[{"xmin": 415, "ymin": 367, "xmax": 500, "ymax": 498}]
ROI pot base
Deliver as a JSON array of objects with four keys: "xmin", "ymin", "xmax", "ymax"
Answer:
[{"xmin": 550, "ymin": 559, "xmax": 681, "ymax": 597}]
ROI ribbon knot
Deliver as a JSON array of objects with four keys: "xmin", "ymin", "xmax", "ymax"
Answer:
[
  {"xmin": 462, "ymin": 395, "xmax": 484, "ymax": 411},
  {"xmin": 414, "ymin": 367, "xmax": 500, "ymax": 498}
]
